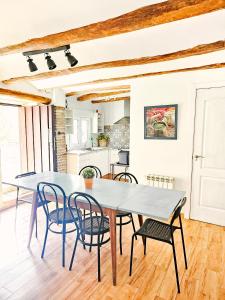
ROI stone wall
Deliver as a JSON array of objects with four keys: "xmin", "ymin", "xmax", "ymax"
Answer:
[{"xmin": 53, "ymin": 106, "xmax": 67, "ymax": 173}]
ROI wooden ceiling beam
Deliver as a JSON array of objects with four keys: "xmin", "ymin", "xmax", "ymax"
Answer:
[
  {"xmin": 63, "ymin": 62, "xmax": 225, "ymax": 88},
  {"xmin": 0, "ymin": 0, "xmax": 224, "ymax": 57},
  {"xmin": 77, "ymin": 90, "xmax": 130, "ymax": 101},
  {"xmin": 92, "ymin": 96, "xmax": 130, "ymax": 104},
  {"xmin": 3, "ymin": 40, "xmax": 225, "ymax": 84},
  {"xmin": 0, "ymin": 88, "xmax": 51, "ymax": 105},
  {"xmin": 66, "ymin": 85, "xmax": 130, "ymax": 97}
]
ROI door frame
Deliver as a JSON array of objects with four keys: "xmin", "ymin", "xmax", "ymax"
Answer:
[{"xmin": 189, "ymin": 83, "xmax": 225, "ymax": 220}]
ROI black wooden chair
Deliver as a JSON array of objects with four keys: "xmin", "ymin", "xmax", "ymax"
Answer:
[
  {"xmin": 113, "ymin": 172, "xmax": 138, "ymax": 255},
  {"xmin": 37, "ymin": 182, "xmax": 80, "ymax": 267},
  {"xmin": 68, "ymin": 192, "xmax": 110, "ymax": 282},
  {"xmin": 79, "ymin": 165, "xmax": 102, "ymax": 252},
  {"xmin": 129, "ymin": 197, "xmax": 187, "ymax": 293},
  {"xmin": 15, "ymin": 171, "xmax": 38, "ymax": 237},
  {"xmin": 79, "ymin": 165, "xmax": 102, "ymax": 178}
]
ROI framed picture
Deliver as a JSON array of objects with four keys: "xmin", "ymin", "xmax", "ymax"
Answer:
[{"xmin": 144, "ymin": 104, "xmax": 178, "ymax": 139}]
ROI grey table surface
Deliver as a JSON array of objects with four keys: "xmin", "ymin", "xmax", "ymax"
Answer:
[{"xmin": 2, "ymin": 171, "xmax": 185, "ymax": 220}]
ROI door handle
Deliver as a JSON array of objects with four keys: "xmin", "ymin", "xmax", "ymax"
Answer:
[{"xmin": 194, "ymin": 155, "xmax": 205, "ymax": 161}]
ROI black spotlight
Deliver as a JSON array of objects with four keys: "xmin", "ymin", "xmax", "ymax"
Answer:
[
  {"xmin": 65, "ymin": 50, "xmax": 78, "ymax": 67},
  {"xmin": 27, "ymin": 56, "xmax": 38, "ymax": 72},
  {"xmin": 45, "ymin": 53, "xmax": 56, "ymax": 70}
]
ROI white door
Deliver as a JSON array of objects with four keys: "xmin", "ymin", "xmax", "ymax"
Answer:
[{"xmin": 191, "ymin": 87, "xmax": 225, "ymax": 226}]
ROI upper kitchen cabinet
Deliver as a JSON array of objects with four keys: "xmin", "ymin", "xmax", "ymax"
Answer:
[
  {"xmin": 102, "ymin": 100, "xmax": 130, "ymax": 126},
  {"xmin": 92, "ymin": 110, "xmax": 104, "ymax": 134}
]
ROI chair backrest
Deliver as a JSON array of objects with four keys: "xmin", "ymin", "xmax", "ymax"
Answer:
[
  {"xmin": 113, "ymin": 172, "xmax": 138, "ymax": 184},
  {"xmin": 68, "ymin": 192, "xmax": 104, "ymax": 239},
  {"xmin": 170, "ymin": 197, "xmax": 186, "ymax": 226},
  {"xmin": 15, "ymin": 171, "xmax": 36, "ymax": 179},
  {"xmin": 37, "ymin": 182, "xmax": 67, "ymax": 224},
  {"xmin": 79, "ymin": 165, "xmax": 102, "ymax": 178}
]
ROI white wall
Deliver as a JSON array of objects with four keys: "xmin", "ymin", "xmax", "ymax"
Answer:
[{"xmin": 129, "ymin": 69, "xmax": 225, "ymax": 217}]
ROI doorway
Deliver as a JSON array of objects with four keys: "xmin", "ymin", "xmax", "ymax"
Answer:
[
  {"xmin": 0, "ymin": 105, "xmax": 21, "ymax": 207},
  {"xmin": 190, "ymin": 87, "xmax": 225, "ymax": 226}
]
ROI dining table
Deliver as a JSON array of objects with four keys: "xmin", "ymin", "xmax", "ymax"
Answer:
[{"xmin": 2, "ymin": 171, "xmax": 185, "ymax": 286}]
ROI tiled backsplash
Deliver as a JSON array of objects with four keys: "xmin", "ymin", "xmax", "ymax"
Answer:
[{"xmin": 104, "ymin": 124, "xmax": 130, "ymax": 149}]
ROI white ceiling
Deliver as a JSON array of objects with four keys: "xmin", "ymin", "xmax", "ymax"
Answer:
[
  {"xmin": 0, "ymin": 1, "xmax": 224, "ymax": 93},
  {"xmin": 0, "ymin": 0, "xmax": 164, "ymax": 47}
]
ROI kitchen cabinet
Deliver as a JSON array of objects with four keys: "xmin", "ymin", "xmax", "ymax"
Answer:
[
  {"xmin": 67, "ymin": 149, "xmax": 109, "ymax": 176},
  {"xmin": 64, "ymin": 109, "xmax": 73, "ymax": 134},
  {"xmin": 92, "ymin": 111, "xmax": 104, "ymax": 134}
]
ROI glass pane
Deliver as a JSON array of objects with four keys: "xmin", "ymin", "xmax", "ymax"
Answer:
[
  {"xmin": 73, "ymin": 119, "xmax": 78, "ymax": 145},
  {"xmin": 81, "ymin": 119, "xmax": 88, "ymax": 145}
]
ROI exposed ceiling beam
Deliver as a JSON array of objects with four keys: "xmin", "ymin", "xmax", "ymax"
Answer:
[
  {"xmin": 77, "ymin": 90, "xmax": 130, "ymax": 101},
  {"xmin": 62, "ymin": 62, "xmax": 225, "ymax": 88},
  {"xmin": 3, "ymin": 39, "xmax": 225, "ymax": 84},
  {"xmin": 0, "ymin": 0, "xmax": 224, "ymax": 56},
  {"xmin": 66, "ymin": 85, "xmax": 130, "ymax": 97},
  {"xmin": 92, "ymin": 96, "xmax": 130, "ymax": 104},
  {"xmin": 0, "ymin": 88, "xmax": 51, "ymax": 105}
]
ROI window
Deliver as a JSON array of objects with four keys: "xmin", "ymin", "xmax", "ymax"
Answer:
[
  {"xmin": 73, "ymin": 119, "xmax": 79, "ymax": 145},
  {"xmin": 81, "ymin": 119, "xmax": 89, "ymax": 145},
  {"xmin": 67, "ymin": 117, "xmax": 90, "ymax": 149}
]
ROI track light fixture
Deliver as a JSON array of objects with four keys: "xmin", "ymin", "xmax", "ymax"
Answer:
[
  {"xmin": 45, "ymin": 53, "xmax": 57, "ymax": 70},
  {"xmin": 23, "ymin": 45, "xmax": 78, "ymax": 72},
  {"xmin": 27, "ymin": 56, "xmax": 38, "ymax": 72},
  {"xmin": 65, "ymin": 49, "xmax": 78, "ymax": 67}
]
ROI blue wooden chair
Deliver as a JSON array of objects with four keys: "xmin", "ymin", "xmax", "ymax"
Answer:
[{"xmin": 37, "ymin": 182, "xmax": 80, "ymax": 267}]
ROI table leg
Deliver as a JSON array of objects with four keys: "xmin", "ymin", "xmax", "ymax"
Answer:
[
  {"xmin": 27, "ymin": 192, "xmax": 38, "ymax": 248},
  {"xmin": 108, "ymin": 208, "xmax": 117, "ymax": 286},
  {"xmin": 138, "ymin": 214, "xmax": 143, "ymax": 226},
  {"xmin": 138, "ymin": 214, "xmax": 145, "ymax": 245},
  {"xmin": 112, "ymin": 165, "xmax": 114, "ymax": 179}
]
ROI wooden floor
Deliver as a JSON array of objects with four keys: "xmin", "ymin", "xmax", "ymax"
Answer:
[{"xmin": 0, "ymin": 203, "xmax": 225, "ymax": 300}]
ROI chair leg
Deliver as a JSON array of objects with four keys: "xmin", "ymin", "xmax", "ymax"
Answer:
[
  {"xmin": 35, "ymin": 215, "xmax": 38, "ymax": 239},
  {"xmin": 129, "ymin": 234, "xmax": 135, "ymax": 276},
  {"xmin": 119, "ymin": 217, "xmax": 123, "ymax": 255},
  {"xmin": 89, "ymin": 235, "xmax": 93, "ymax": 252},
  {"xmin": 97, "ymin": 245, "xmax": 101, "ymax": 282},
  {"xmin": 41, "ymin": 224, "xmax": 49, "ymax": 259},
  {"xmin": 179, "ymin": 215, "xmax": 188, "ymax": 269},
  {"xmin": 81, "ymin": 233, "xmax": 86, "ymax": 250},
  {"xmin": 16, "ymin": 187, "xmax": 19, "ymax": 209},
  {"xmin": 69, "ymin": 235, "xmax": 78, "ymax": 271},
  {"xmin": 171, "ymin": 234, "xmax": 180, "ymax": 293},
  {"xmin": 143, "ymin": 237, "xmax": 147, "ymax": 255},
  {"xmin": 62, "ymin": 223, "xmax": 66, "ymax": 267},
  {"xmin": 130, "ymin": 214, "xmax": 137, "ymax": 240}
]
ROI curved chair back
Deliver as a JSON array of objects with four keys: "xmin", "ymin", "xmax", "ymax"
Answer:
[
  {"xmin": 37, "ymin": 182, "xmax": 67, "ymax": 225},
  {"xmin": 15, "ymin": 171, "xmax": 36, "ymax": 179},
  {"xmin": 68, "ymin": 192, "xmax": 105, "ymax": 243},
  {"xmin": 113, "ymin": 172, "xmax": 138, "ymax": 184},
  {"xmin": 79, "ymin": 166, "xmax": 102, "ymax": 178},
  {"xmin": 170, "ymin": 197, "xmax": 186, "ymax": 226}
]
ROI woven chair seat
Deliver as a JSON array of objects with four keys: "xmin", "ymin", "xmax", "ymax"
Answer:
[
  {"xmin": 136, "ymin": 218, "xmax": 176, "ymax": 243},
  {"xmin": 49, "ymin": 208, "xmax": 80, "ymax": 224},
  {"xmin": 81, "ymin": 216, "xmax": 109, "ymax": 235}
]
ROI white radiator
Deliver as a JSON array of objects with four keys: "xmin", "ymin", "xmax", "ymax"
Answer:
[{"xmin": 146, "ymin": 174, "xmax": 175, "ymax": 189}]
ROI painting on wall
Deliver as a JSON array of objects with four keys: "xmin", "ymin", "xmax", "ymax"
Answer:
[{"xmin": 144, "ymin": 104, "xmax": 178, "ymax": 139}]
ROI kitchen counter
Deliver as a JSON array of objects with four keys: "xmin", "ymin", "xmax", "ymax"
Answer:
[
  {"xmin": 67, "ymin": 147, "xmax": 109, "ymax": 156},
  {"xmin": 67, "ymin": 147, "xmax": 129, "ymax": 156},
  {"xmin": 67, "ymin": 147, "xmax": 129, "ymax": 176}
]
